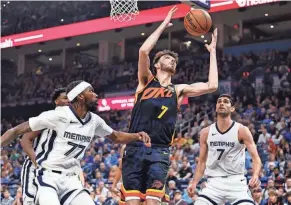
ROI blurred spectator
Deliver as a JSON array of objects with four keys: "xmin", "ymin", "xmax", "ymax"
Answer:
[
  {"xmin": 167, "ymin": 168, "xmax": 180, "ymax": 189},
  {"xmin": 96, "ymin": 181, "xmax": 109, "ymax": 198},
  {"xmin": 272, "ymin": 130, "xmax": 284, "ymax": 145},
  {"xmin": 12, "ymin": 187, "xmax": 22, "ymax": 205},
  {"xmin": 252, "ymin": 187, "xmax": 266, "ymax": 205},
  {"xmin": 2, "ymin": 189, "xmax": 14, "ymax": 205},
  {"xmin": 262, "ymin": 179, "xmax": 276, "ymax": 200},
  {"xmin": 168, "ymin": 180, "xmax": 178, "ymax": 200},
  {"xmin": 285, "ymin": 178, "xmax": 291, "ymax": 193},
  {"xmin": 284, "ymin": 192, "xmax": 291, "ymax": 205},
  {"xmin": 169, "ymin": 190, "xmax": 188, "ymax": 205},
  {"xmin": 177, "ymin": 160, "xmax": 193, "ymax": 180},
  {"xmin": 258, "ymin": 128, "xmax": 271, "ymax": 144},
  {"xmin": 265, "ymin": 190, "xmax": 283, "ymax": 205}
]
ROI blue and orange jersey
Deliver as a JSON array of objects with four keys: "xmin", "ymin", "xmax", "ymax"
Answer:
[{"xmin": 128, "ymin": 75, "xmax": 178, "ymax": 147}]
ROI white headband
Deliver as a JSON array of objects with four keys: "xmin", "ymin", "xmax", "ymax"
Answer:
[{"xmin": 67, "ymin": 81, "xmax": 91, "ymax": 101}]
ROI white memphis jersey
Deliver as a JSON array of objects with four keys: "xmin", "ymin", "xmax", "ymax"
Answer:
[
  {"xmin": 205, "ymin": 121, "xmax": 246, "ymax": 177},
  {"xmin": 29, "ymin": 106, "xmax": 113, "ymax": 173},
  {"xmin": 22, "ymin": 128, "xmax": 50, "ymax": 169}
]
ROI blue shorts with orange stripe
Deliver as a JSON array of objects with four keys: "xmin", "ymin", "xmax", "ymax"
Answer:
[{"xmin": 121, "ymin": 145, "xmax": 170, "ymax": 201}]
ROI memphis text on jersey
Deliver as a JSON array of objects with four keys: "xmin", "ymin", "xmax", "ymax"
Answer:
[
  {"xmin": 64, "ymin": 131, "xmax": 91, "ymax": 142},
  {"xmin": 209, "ymin": 141, "xmax": 235, "ymax": 148}
]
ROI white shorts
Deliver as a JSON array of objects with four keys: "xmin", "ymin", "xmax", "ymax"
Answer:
[
  {"xmin": 21, "ymin": 160, "xmax": 36, "ymax": 205},
  {"xmin": 197, "ymin": 175, "xmax": 254, "ymax": 205},
  {"xmin": 34, "ymin": 168, "xmax": 88, "ymax": 205}
]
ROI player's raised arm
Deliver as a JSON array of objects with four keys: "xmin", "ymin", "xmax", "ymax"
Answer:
[
  {"xmin": 187, "ymin": 127, "xmax": 209, "ymax": 197},
  {"xmin": 20, "ymin": 130, "xmax": 41, "ymax": 166},
  {"xmin": 239, "ymin": 125, "xmax": 262, "ymax": 189},
  {"xmin": 176, "ymin": 29, "xmax": 218, "ymax": 103},
  {"xmin": 1, "ymin": 110, "xmax": 57, "ymax": 147},
  {"xmin": 138, "ymin": 6, "xmax": 177, "ymax": 87}
]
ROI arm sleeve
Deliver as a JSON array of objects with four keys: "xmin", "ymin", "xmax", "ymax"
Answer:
[
  {"xmin": 29, "ymin": 110, "xmax": 58, "ymax": 131},
  {"xmin": 94, "ymin": 116, "xmax": 113, "ymax": 138}
]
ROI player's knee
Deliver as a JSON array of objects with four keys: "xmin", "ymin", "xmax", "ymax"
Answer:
[
  {"xmin": 194, "ymin": 199, "xmax": 213, "ymax": 205},
  {"xmin": 125, "ymin": 199, "xmax": 141, "ymax": 205},
  {"xmin": 70, "ymin": 191, "xmax": 95, "ymax": 205},
  {"xmin": 146, "ymin": 197, "xmax": 161, "ymax": 205}
]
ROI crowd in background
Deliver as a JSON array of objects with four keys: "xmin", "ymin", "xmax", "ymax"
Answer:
[
  {"xmin": 1, "ymin": 1, "xmax": 176, "ymax": 36},
  {"xmin": 2, "ymin": 49, "xmax": 291, "ymax": 107},
  {"xmin": 1, "ymin": 90, "xmax": 291, "ymax": 205},
  {"xmin": 2, "ymin": 4, "xmax": 291, "ymax": 203}
]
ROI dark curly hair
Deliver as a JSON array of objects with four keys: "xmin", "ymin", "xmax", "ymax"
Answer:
[{"xmin": 51, "ymin": 87, "xmax": 66, "ymax": 104}]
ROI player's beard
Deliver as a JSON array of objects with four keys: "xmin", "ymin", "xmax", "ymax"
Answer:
[
  {"xmin": 161, "ymin": 63, "xmax": 176, "ymax": 75},
  {"xmin": 217, "ymin": 111, "xmax": 231, "ymax": 118},
  {"xmin": 85, "ymin": 99, "xmax": 97, "ymax": 112}
]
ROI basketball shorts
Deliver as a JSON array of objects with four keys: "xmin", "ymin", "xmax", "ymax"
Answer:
[
  {"xmin": 121, "ymin": 145, "xmax": 170, "ymax": 202},
  {"xmin": 21, "ymin": 160, "xmax": 36, "ymax": 205},
  {"xmin": 196, "ymin": 175, "xmax": 254, "ymax": 205},
  {"xmin": 34, "ymin": 168, "xmax": 89, "ymax": 205},
  {"xmin": 119, "ymin": 184, "xmax": 170, "ymax": 205}
]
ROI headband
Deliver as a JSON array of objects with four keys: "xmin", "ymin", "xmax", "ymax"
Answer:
[{"xmin": 67, "ymin": 81, "xmax": 91, "ymax": 101}]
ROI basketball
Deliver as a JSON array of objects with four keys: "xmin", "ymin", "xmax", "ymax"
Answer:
[{"xmin": 184, "ymin": 9, "xmax": 212, "ymax": 36}]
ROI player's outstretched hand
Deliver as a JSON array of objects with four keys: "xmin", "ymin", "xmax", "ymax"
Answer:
[
  {"xmin": 187, "ymin": 183, "xmax": 197, "ymax": 198},
  {"xmin": 137, "ymin": 131, "xmax": 151, "ymax": 147},
  {"xmin": 205, "ymin": 28, "xmax": 218, "ymax": 53},
  {"xmin": 248, "ymin": 175, "xmax": 261, "ymax": 189},
  {"xmin": 163, "ymin": 5, "xmax": 178, "ymax": 28}
]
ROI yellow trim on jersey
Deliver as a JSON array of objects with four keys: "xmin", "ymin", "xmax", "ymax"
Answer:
[
  {"xmin": 146, "ymin": 188, "xmax": 164, "ymax": 193},
  {"xmin": 121, "ymin": 184, "xmax": 142, "ymax": 194},
  {"xmin": 146, "ymin": 187, "xmax": 165, "ymax": 198}
]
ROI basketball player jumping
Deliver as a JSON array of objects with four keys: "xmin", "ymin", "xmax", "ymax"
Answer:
[
  {"xmin": 121, "ymin": 6, "xmax": 218, "ymax": 205},
  {"xmin": 20, "ymin": 88, "xmax": 70, "ymax": 205},
  {"xmin": 187, "ymin": 94, "xmax": 262, "ymax": 205},
  {"xmin": 1, "ymin": 80, "xmax": 151, "ymax": 205}
]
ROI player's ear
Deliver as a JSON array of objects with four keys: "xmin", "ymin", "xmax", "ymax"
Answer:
[
  {"xmin": 154, "ymin": 63, "xmax": 159, "ymax": 69},
  {"xmin": 77, "ymin": 94, "xmax": 84, "ymax": 101},
  {"xmin": 230, "ymin": 106, "xmax": 235, "ymax": 112}
]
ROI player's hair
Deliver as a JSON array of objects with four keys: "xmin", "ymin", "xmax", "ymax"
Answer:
[
  {"xmin": 152, "ymin": 50, "xmax": 179, "ymax": 74},
  {"xmin": 66, "ymin": 80, "xmax": 84, "ymax": 103},
  {"xmin": 51, "ymin": 87, "xmax": 66, "ymax": 104},
  {"xmin": 218, "ymin": 94, "xmax": 234, "ymax": 106}
]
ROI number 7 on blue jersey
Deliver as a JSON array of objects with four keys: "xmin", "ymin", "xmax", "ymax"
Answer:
[{"xmin": 157, "ymin": 105, "xmax": 168, "ymax": 119}]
